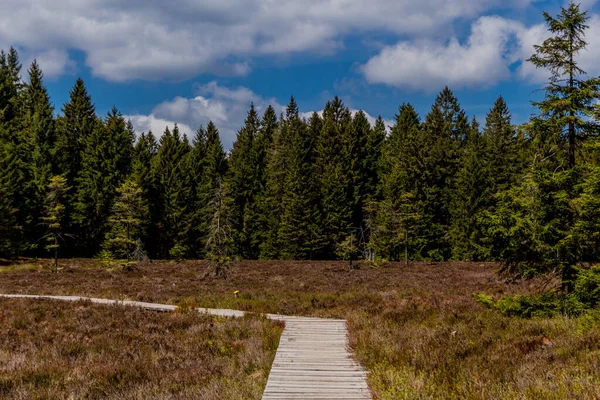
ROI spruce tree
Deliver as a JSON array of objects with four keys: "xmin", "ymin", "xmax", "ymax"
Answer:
[
  {"xmin": 277, "ymin": 100, "xmax": 320, "ymax": 259},
  {"xmin": 247, "ymin": 106, "xmax": 277, "ymax": 258},
  {"xmin": 527, "ymin": 2, "xmax": 600, "ymax": 169},
  {"xmin": 131, "ymin": 131, "xmax": 159, "ymax": 256},
  {"xmin": 73, "ymin": 108, "xmax": 133, "ymax": 255},
  {"xmin": 42, "ymin": 176, "xmax": 69, "ymax": 272},
  {"xmin": 151, "ymin": 125, "xmax": 192, "ymax": 258},
  {"xmin": 0, "ymin": 48, "xmax": 25, "ymax": 255},
  {"xmin": 260, "ymin": 106, "xmax": 292, "ymax": 259},
  {"xmin": 103, "ymin": 179, "xmax": 149, "ymax": 260},
  {"xmin": 228, "ymin": 104, "xmax": 260, "ymax": 258},
  {"xmin": 418, "ymin": 87, "xmax": 468, "ymax": 260},
  {"xmin": 315, "ymin": 97, "xmax": 354, "ymax": 257},
  {"xmin": 374, "ymin": 104, "xmax": 422, "ymax": 261},
  {"xmin": 449, "ymin": 118, "xmax": 491, "ymax": 260},
  {"xmin": 55, "ymin": 78, "xmax": 96, "ymax": 185},
  {"xmin": 195, "ymin": 122, "xmax": 228, "ymax": 258}
]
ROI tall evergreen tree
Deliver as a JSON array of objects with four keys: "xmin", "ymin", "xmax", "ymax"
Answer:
[
  {"xmin": 527, "ymin": 2, "xmax": 600, "ymax": 169},
  {"xmin": 277, "ymin": 100, "xmax": 321, "ymax": 259},
  {"xmin": 417, "ymin": 87, "xmax": 468, "ymax": 260},
  {"xmin": 315, "ymin": 97, "xmax": 354, "ymax": 257},
  {"xmin": 72, "ymin": 108, "xmax": 133, "ymax": 255},
  {"xmin": 131, "ymin": 131, "xmax": 159, "ymax": 257},
  {"xmin": 247, "ymin": 106, "xmax": 277, "ymax": 257},
  {"xmin": 17, "ymin": 60, "xmax": 56, "ymax": 255},
  {"xmin": 151, "ymin": 125, "xmax": 192, "ymax": 258},
  {"xmin": 260, "ymin": 105, "xmax": 293, "ymax": 259},
  {"xmin": 228, "ymin": 104, "xmax": 260, "ymax": 258},
  {"xmin": 374, "ymin": 104, "xmax": 422, "ymax": 261},
  {"xmin": 55, "ymin": 78, "xmax": 96, "ymax": 184},
  {"xmin": 449, "ymin": 117, "xmax": 491, "ymax": 260}
]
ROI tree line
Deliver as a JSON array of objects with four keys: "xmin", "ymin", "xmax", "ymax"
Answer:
[{"xmin": 1, "ymin": 4, "xmax": 599, "ymax": 284}]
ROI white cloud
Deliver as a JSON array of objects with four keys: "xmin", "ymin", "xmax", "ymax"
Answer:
[
  {"xmin": 124, "ymin": 114, "xmax": 194, "ymax": 140},
  {"xmin": 363, "ymin": 13, "xmax": 600, "ymax": 91},
  {"xmin": 126, "ymin": 81, "xmax": 285, "ymax": 149},
  {"xmin": 363, "ymin": 17, "xmax": 524, "ymax": 91},
  {"xmin": 0, "ymin": 0, "xmax": 537, "ymax": 81},
  {"xmin": 126, "ymin": 82, "xmax": 395, "ymax": 150}
]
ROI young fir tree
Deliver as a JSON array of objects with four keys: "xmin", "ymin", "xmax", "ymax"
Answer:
[
  {"xmin": 205, "ymin": 178, "xmax": 235, "ymax": 277},
  {"xmin": 527, "ymin": 2, "xmax": 600, "ymax": 169},
  {"xmin": 103, "ymin": 179, "xmax": 149, "ymax": 260},
  {"xmin": 42, "ymin": 176, "xmax": 69, "ymax": 272}
]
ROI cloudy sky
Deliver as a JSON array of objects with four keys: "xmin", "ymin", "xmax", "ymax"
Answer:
[{"xmin": 2, "ymin": 0, "xmax": 600, "ymax": 148}]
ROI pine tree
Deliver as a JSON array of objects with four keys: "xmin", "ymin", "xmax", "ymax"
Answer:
[
  {"xmin": 0, "ymin": 48, "xmax": 25, "ymax": 255},
  {"xmin": 194, "ymin": 122, "xmax": 228, "ymax": 258},
  {"xmin": 484, "ymin": 96, "xmax": 519, "ymax": 191},
  {"xmin": 131, "ymin": 131, "xmax": 159, "ymax": 257},
  {"xmin": 151, "ymin": 125, "xmax": 192, "ymax": 258},
  {"xmin": 0, "ymin": 139, "xmax": 18, "ymax": 257},
  {"xmin": 205, "ymin": 178, "xmax": 235, "ymax": 277},
  {"xmin": 73, "ymin": 108, "xmax": 133, "ymax": 255},
  {"xmin": 247, "ymin": 106, "xmax": 277, "ymax": 258},
  {"xmin": 228, "ymin": 104, "xmax": 260, "ymax": 258},
  {"xmin": 55, "ymin": 78, "xmax": 96, "ymax": 185},
  {"xmin": 42, "ymin": 176, "xmax": 69, "ymax": 272},
  {"xmin": 418, "ymin": 87, "xmax": 468, "ymax": 260},
  {"xmin": 277, "ymin": 100, "xmax": 320, "ymax": 259},
  {"xmin": 315, "ymin": 97, "xmax": 354, "ymax": 257},
  {"xmin": 449, "ymin": 118, "xmax": 491, "ymax": 260},
  {"xmin": 103, "ymin": 179, "xmax": 149, "ymax": 260},
  {"xmin": 259, "ymin": 106, "xmax": 292, "ymax": 259},
  {"xmin": 17, "ymin": 60, "xmax": 56, "ymax": 255},
  {"xmin": 527, "ymin": 2, "xmax": 600, "ymax": 169},
  {"xmin": 374, "ymin": 103, "xmax": 422, "ymax": 261}
]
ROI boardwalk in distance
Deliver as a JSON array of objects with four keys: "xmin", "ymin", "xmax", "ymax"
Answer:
[{"xmin": 0, "ymin": 294, "xmax": 371, "ymax": 400}]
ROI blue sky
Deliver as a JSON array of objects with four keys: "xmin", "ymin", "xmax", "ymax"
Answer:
[{"xmin": 2, "ymin": 0, "xmax": 600, "ymax": 148}]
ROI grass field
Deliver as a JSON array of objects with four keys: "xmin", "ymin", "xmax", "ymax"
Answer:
[
  {"xmin": 2, "ymin": 259, "xmax": 600, "ymax": 399},
  {"xmin": 0, "ymin": 297, "xmax": 282, "ymax": 400}
]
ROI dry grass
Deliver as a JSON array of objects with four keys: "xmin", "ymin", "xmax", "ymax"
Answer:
[
  {"xmin": 2, "ymin": 259, "xmax": 600, "ymax": 399},
  {"xmin": 0, "ymin": 298, "xmax": 283, "ymax": 400}
]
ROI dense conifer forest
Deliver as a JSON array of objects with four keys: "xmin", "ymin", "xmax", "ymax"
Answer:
[{"xmin": 1, "ymin": 4, "xmax": 599, "ymax": 286}]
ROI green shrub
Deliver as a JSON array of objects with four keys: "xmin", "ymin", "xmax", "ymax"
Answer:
[{"xmin": 477, "ymin": 264, "xmax": 600, "ymax": 318}]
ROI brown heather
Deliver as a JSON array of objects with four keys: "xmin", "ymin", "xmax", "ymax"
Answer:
[
  {"xmin": 2, "ymin": 260, "xmax": 600, "ymax": 399},
  {"xmin": 0, "ymin": 297, "xmax": 283, "ymax": 400}
]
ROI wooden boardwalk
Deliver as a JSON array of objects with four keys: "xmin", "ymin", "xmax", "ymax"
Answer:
[{"xmin": 0, "ymin": 294, "xmax": 371, "ymax": 399}]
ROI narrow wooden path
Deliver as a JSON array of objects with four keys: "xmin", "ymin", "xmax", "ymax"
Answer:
[{"xmin": 0, "ymin": 294, "xmax": 371, "ymax": 399}]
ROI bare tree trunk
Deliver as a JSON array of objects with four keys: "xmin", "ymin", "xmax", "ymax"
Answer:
[{"xmin": 405, "ymin": 229, "xmax": 408, "ymax": 266}]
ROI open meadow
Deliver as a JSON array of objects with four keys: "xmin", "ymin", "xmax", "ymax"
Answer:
[{"xmin": 2, "ymin": 260, "xmax": 600, "ymax": 399}]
